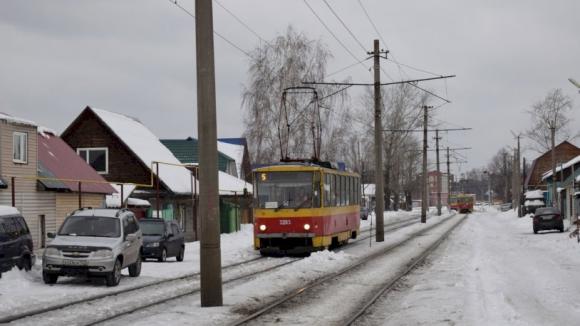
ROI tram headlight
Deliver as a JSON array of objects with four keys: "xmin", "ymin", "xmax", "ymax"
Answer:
[
  {"xmin": 259, "ymin": 224, "xmax": 267, "ymax": 231},
  {"xmin": 303, "ymin": 223, "xmax": 311, "ymax": 231}
]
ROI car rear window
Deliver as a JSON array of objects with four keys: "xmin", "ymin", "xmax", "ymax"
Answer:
[
  {"xmin": 59, "ymin": 216, "xmax": 121, "ymax": 238},
  {"xmin": 140, "ymin": 221, "xmax": 165, "ymax": 236},
  {"xmin": 535, "ymin": 208, "xmax": 559, "ymax": 215}
]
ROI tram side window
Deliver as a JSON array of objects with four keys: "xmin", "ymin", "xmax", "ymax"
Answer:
[
  {"xmin": 339, "ymin": 175, "xmax": 345, "ymax": 206},
  {"xmin": 313, "ymin": 172, "xmax": 321, "ymax": 208},
  {"xmin": 331, "ymin": 174, "xmax": 338, "ymax": 207},
  {"xmin": 346, "ymin": 176, "xmax": 351, "ymax": 206},
  {"xmin": 324, "ymin": 174, "xmax": 331, "ymax": 207}
]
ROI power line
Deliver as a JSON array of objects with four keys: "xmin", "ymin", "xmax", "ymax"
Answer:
[
  {"xmin": 213, "ymin": 0, "xmax": 271, "ymax": 48},
  {"xmin": 322, "ymin": 0, "xmax": 367, "ymax": 52},
  {"xmin": 303, "ymin": 0, "xmax": 369, "ymax": 72},
  {"xmin": 326, "ymin": 57, "xmax": 372, "ymax": 78},
  {"xmin": 168, "ymin": 0, "xmax": 253, "ymax": 58}
]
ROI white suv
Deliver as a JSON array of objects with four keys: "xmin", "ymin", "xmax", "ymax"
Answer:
[{"xmin": 42, "ymin": 208, "xmax": 143, "ymax": 286}]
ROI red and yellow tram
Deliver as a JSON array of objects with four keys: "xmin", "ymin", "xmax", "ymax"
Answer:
[
  {"xmin": 449, "ymin": 194, "xmax": 475, "ymax": 213},
  {"xmin": 253, "ymin": 162, "xmax": 360, "ymax": 255}
]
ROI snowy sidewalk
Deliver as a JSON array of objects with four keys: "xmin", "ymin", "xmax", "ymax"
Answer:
[{"xmin": 364, "ymin": 208, "xmax": 580, "ymax": 326}]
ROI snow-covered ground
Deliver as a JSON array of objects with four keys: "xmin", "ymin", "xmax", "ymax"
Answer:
[
  {"xmin": 0, "ymin": 209, "xmax": 423, "ymax": 320},
  {"xmin": 360, "ymin": 207, "xmax": 580, "ymax": 326}
]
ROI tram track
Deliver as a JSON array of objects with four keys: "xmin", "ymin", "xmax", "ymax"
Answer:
[
  {"xmin": 2, "ymin": 213, "xmax": 424, "ymax": 325},
  {"xmin": 226, "ymin": 212, "xmax": 463, "ymax": 326}
]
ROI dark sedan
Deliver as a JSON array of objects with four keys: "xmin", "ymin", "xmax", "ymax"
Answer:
[
  {"xmin": 139, "ymin": 219, "xmax": 185, "ymax": 262},
  {"xmin": 531, "ymin": 207, "xmax": 564, "ymax": 234}
]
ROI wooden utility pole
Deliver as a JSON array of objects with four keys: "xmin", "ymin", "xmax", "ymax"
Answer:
[
  {"xmin": 515, "ymin": 135, "xmax": 522, "ymax": 216},
  {"xmin": 435, "ymin": 129, "xmax": 442, "ymax": 216},
  {"xmin": 421, "ymin": 105, "xmax": 431, "ymax": 223},
  {"xmin": 371, "ymin": 39, "xmax": 385, "ymax": 242},
  {"xmin": 196, "ymin": 0, "xmax": 222, "ymax": 307}
]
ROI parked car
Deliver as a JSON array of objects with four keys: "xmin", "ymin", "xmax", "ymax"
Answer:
[
  {"xmin": 0, "ymin": 207, "xmax": 35, "ymax": 278},
  {"xmin": 42, "ymin": 208, "xmax": 143, "ymax": 286},
  {"xmin": 531, "ymin": 207, "xmax": 564, "ymax": 234},
  {"xmin": 500, "ymin": 203, "xmax": 512, "ymax": 212},
  {"xmin": 360, "ymin": 207, "xmax": 369, "ymax": 220},
  {"xmin": 139, "ymin": 218, "xmax": 185, "ymax": 262}
]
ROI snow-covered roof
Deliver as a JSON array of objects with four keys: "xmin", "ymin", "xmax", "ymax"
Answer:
[
  {"xmin": 557, "ymin": 187, "xmax": 565, "ymax": 192},
  {"xmin": 0, "ymin": 112, "xmax": 36, "ymax": 127},
  {"xmin": 218, "ymin": 141, "xmax": 245, "ymax": 178},
  {"xmin": 38, "ymin": 126, "xmax": 57, "ymax": 138},
  {"xmin": 127, "ymin": 198, "xmax": 151, "ymax": 207},
  {"xmin": 0, "ymin": 206, "xmax": 20, "ymax": 216},
  {"xmin": 541, "ymin": 155, "xmax": 580, "ymax": 180},
  {"xmin": 91, "ymin": 108, "xmax": 194, "ymax": 194},
  {"xmin": 106, "ymin": 184, "xmax": 137, "ymax": 208},
  {"xmin": 524, "ymin": 190, "xmax": 544, "ymax": 199},
  {"xmin": 524, "ymin": 199, "xmax": 544, "ymax": 207},
  {"xmin": 362, "ymin": 184, "xmax": 376, "ymax": 196},
  {"xmin": 219, "ymin": 171, "xmax": 252, "ymax": 195}
]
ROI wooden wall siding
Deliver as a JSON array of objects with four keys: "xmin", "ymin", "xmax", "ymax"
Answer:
[
  {"xmin": 0, "ymin": 122, "xmax": 57, "ymax": 249},
  {"xmin": 529, "ymin": 143, "xmax": 580, "ymax": 187},
  {"xmin": 56, "ymin": 193, "xmax": 105, "ymax": 229},
  {"xmin": 61, "ymin": 110, "xmax": 166, "ymax": 190}
]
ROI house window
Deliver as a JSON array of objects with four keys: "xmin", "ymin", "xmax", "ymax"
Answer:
[
  {"xmin": 13, "ymin": 132, "xmax": 28, "ymax": 163},
  {"xmin": 77, "ymin": 147, "xmax": 108, "ymax": 174}
]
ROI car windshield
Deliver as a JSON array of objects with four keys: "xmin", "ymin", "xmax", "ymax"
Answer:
[
  {"xmin": 140, "ymin": 221, "xmax": 165, "ymax": 236},
  {"xmin": 58, "ymin": 216, "xmax": 121, "ymax": 238}
]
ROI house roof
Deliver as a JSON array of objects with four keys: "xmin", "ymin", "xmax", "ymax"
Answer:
[
  {"xmin": 218, "ymin": 137, "xmax": 247, "ymax": 147},
  {"xmin": 160, "ymin": 137, "xmax": 236, "ymax": 173},
  {"xmin": 541, "ymin": 154, "xmax": 580, "ymax": 180},
  {"xmin": 88, "ymin": 107, "xmax": 195, "ymax": 194},
  {"xmin": 525, "ymin": 141, "xmax": 580, "ymax": 186},
  {"xmin": 0, "ymin": 112, "xmax": 36, "ymax": 127},
  {"xmin": 217, "ymin": 141, "xmax": 245, "ymax": 178},
  {"xmin": 37, "ymin": 131, "xmax": 115, "ymax": 194}
]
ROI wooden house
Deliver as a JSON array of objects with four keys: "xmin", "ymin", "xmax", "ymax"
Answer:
[
  {"xmin": 525, "ymin": 141, "xmax": 580, "ymax": 190},
  {"xmin": 61, "ymin": 106, "xmax": 252, "ymax": 240}
]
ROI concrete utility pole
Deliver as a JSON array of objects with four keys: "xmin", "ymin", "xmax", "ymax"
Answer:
[
  {"xmin": 516, "ymin": 135, "xmax": 522, "ymax": 216},
  {"xmin": 435, "ymin": 129, "xmax": 442, "ymax": 216},
  {"xmin": 551, "ymin": 126, "xmax": 557, "ymax": 208},
  {"xmin": 421, "ymin": 105, "xmax": 431, "ymax": 223},
  {"xmin": 446, "ymin": 147, "xmax": 451, "ymax": 208},
  {"xmin": 196, "ymin": 0, "xmax": 222, "ymax": 307},
  {"xmin": 371, "ymin": 39, "xmax": 385, "ymax": 242},
  {"xmin": 503, "ymin": 151, "xmax": 508, "ymax": 202}
]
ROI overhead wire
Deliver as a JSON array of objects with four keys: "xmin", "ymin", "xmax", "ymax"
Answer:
[
  {"xmin": 213, "ymin": 0, "xmax": 273, "ymax": 48},
  {"xmin": 303, "ymin": 0, "xmax": 370, "ymax": 73},
  {"xmin": 167, "ymin": 0, "xmax": 253, "ymax": 59}
]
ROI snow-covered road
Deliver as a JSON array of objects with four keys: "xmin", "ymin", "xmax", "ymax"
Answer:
[{"xmin": 360, "ymin": 208, "xmax": 580, "ymax": 326}]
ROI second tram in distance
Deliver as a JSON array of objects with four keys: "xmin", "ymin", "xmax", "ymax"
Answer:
[{"xmin": 253, "ymin": 162, "xmax": 361, "ymax": 255}]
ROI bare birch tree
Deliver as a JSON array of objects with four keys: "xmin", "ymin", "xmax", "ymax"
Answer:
[
  {"xmin": 242, "ymin": 26, "xmax": 351, "ymax": 163},
  {"xmin": 525, "ymin": 88, "xmax": 574, "ymax": 153}
]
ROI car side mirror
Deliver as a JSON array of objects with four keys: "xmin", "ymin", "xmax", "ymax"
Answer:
[{"xmin": 47, "ymin": 232, "xmax": 55, "ymax": 239}]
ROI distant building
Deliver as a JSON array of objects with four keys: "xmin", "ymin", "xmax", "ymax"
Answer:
[
  {"xmin": 525, "ymin": 141, "xmax": 580, "ymax": 190},
  {"xmin": 428, "ymin": 171, "xmax": 449, "ymax": 207}
]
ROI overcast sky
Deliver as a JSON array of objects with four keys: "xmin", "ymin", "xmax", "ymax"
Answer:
[{"xmin": 1, "ymin": 0, "xmax": 579, "ymax": 175}]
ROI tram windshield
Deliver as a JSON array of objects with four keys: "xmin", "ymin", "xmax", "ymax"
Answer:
[{"xmin": 255, "ymin": 171, "xmax": 320, "ymax": 209}]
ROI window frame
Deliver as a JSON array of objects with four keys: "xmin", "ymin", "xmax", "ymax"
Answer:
[
  {"xmin": 12, "ymin": 132, "xmax": 28, "ymax": 164},
  {"xmin": 77, "ymin": 147, "xmax": 109, "ymax": 174}
]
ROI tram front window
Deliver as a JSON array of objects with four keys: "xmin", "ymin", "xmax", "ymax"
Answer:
[{"xmin": 256, "ymin": 171, "xmax": 320, "ymax": 209}]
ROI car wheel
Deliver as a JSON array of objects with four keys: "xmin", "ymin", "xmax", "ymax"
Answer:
[
  {"xmin": 560, "ymin": 223, "xmax": 565, "ymax": 233},
  {"xmin": 42, "ymin": 271, "xmax": 58, "ymax": 284},
  {"xmin": 21, "ymin": 256, "xmax": 32, "ymax": 272},
  {"xmin": 176, "ymin": 247, "xmax": 185, "ymax": 262},
  {"xmin": 128, "ymin": 255, "xmax": 142, "ymax": 277},
  {"xmin": 533, "ymin": 227, "xmax": 538, "ymax": 234},
  {"xmin": 158, "ymin": 248, "xmax": 167, "ymax": 262},
  {"xmin": 106, "ymin": 258, "xmax": 122, "ymax": 287}
]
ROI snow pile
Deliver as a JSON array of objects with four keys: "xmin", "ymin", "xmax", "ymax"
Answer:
[{"xmin": 524, "ymin": 190, "xmax": 544, "ymax": 199}]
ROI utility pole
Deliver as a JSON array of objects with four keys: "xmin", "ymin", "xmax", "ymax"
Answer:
[
  {"xmin": 196, "ymin": 0, "xmax": 222, "ymax": 307},
  {"xmin": 516, "ymin": 135, "xmax": 521, "ymax": 216},
  {"xmin": 421, "ymin": 105, "xmax": 431, "ymax": 223},
  {"xmin": 503, "ymin": 151, "xmax": 508, "ymax": 202},
  {"xmin": 370, "ymin": 39, "xmax": 385, "ymax": 242},
  {"xmin": 551, "ymin": 126, "xmax": 557, "ymax": 208},
  {"xmin": 446, "ymin": 147, "xmax": 451, "ymax": 208},
  {"xmin": 435, "ymin": 129, "xmax": 442, "ymax": 216}
]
